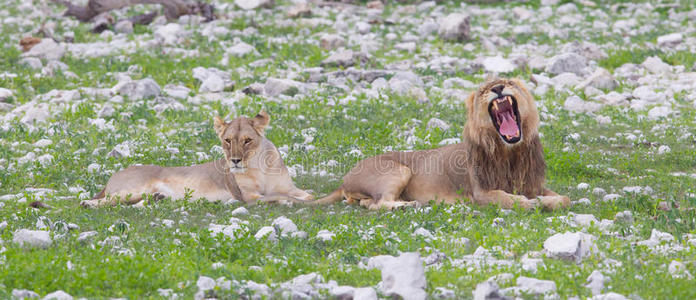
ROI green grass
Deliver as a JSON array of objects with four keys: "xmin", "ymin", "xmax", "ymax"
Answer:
[{"xmin": 1, "ymin": 0, "xmax": 695, "ymax": 298}]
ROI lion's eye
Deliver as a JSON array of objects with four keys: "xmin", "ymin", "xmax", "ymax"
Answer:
[
  {"xmin": 224, "ymin": 138, "xmax": 232, "ymax": 144},
  {"xmin": 244, "ymin": 138, "xmax": 252, "ymax": 145}
]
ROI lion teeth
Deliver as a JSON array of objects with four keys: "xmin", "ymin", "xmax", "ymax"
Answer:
[
  {"xmin": 516, "ymin": 129, "xmax": 520, "ymax": 136},
  {"xmin": 492, "ymin": 101, "xmax": 499, "ymax": 111},
  {"xmin": 507, "ymin": 96, "xmax": 513, "ymax": 105}
]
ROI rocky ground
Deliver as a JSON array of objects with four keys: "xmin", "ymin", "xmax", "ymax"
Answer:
[{"xmin": 1, "ymin": 0, "xmax": 696, "ymax": 299}]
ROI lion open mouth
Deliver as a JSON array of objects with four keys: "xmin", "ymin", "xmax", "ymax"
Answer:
[{"xmin": 488, "ymin": 95, "xmax": 522, "ymax": 144}]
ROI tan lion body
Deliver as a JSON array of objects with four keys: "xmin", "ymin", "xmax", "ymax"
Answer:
[
  {"xmin": 316, "ymin": 79, "xmax": 570, "ymax": 210},
  {"xmin": 82, "ymin": 112, "xmax": 311, "ymax": 208}
]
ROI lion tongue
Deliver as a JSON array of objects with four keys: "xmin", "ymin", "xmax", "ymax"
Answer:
[{"xmin": 499, "ymin": 111, "xmax": 518, "ymax": 136}]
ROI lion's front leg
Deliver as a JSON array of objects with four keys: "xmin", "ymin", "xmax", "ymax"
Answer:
[
  {"xmin": 472, "ymin": 189, "xmax": 538, "ymax": 210},
  {"xmin": 537, "ymin": 188, "xmax": 570, "ymax": 210}
]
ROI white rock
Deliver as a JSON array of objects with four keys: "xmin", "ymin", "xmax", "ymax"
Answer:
[
  {"xmin": 0, "ymin": 88, "xmax": 12, "ymax": 101},
  {"xmin": 515, "ymin": 276, "xmax": 556, "ymax": 296},
  {"xmin": 113, "ymin": 78, "xmax": 161, "ymax": 100},
  {"xmin": 34, "ymin": 139, "xmax": 52, "ymax": 148},
  {"xmin": 602, "ymin": 194, "xmax": 620, "ymax": 202},
  {"xmin": 272, "ymin": 216, "xmax": 298, "ymax": 236},
  {"xmin": 668, "ymin": 260, "xmax": 693, "ymax": 279},
  {"xmin": 114, "ymin": 20, "xmax": 134, "ymax": 34},
  {"xmin": 473, "ymin": 280, "xmax": 505, "ymax": 300},
  {"xmin": 658, "ymin": 145, "xmax": 671, "ymax": 154},
  {"xmin": 413, "ymin": 227, "xmax": 434, "ymax": 239},
  {"xmin": 330, "ymin": 286, "xmax": 355, "ymax": 299},
  {"xmin": 21, "ymin": 57, "xmax": 43, "ymax": 70},
  {"xmin": 78, "ymin": 231, "xmax": 98, "ymax": 242},
  {"xmin": 22, "ymin": 39, "xmax": 65, "ymax": 61},
  {"xmin": 546, "ymin": 52, "xmax": 588, "ymax": 76},
  {"xmin": 42, "ymin": 290, "xmax": 73, "ymax": 300},
  {"xmin": 553, "ymin": 72, "xmax": 582, "ymax": 89},
  {"xmin": 657, "ymin": 33, "xmax": 683, "ymax": 47},
  {"xmin": 648, "ymin": 106, "xmax": 673, "ymax": 120},
  {"xmin": 637, "ymin": 229, "xmax": 674, "ymax": 247},
  {"xmin": 199, "ymin": 74, "xmax": 224, "ymax": 93},
  {"xmin": 316, "ymin": 229, "xmax": 335, "ymax": 241},
  {"xmin": 632, "ymin": 86, "xmax": 660, "ymax": 104},
  {"xmin": 521, "ymin": 258, "xmax": 543, "ymax": 273},
  {"xmin": 154, "ymin": 23, "xmax": 184, "ymax": 45},
  {"xmin": 577, "ymin": 68, "xmax": 617, "ymax": 90},
  {"xmin": 368, "ymin": 252, "xmax": 427, "ymax": 300},
  {"xmin": 235, "ymin": 0, "xmax": 272, "ymax": 10},
  {"xmin": 254, "ymin": 226, "xmax": 277, "ymax": 241},
  {"xmin": 230, "ymin": 207, "xmax": 249, "ymax": 216},
  {"xmin": 592, "ymin": 187, "xmax": 606, "ymax": 196},
  {"xmin": 321, "ymin": 50, "xmax": 366, "ymax": 68},
  {"xmin": 353, "ymin": 287, "xmax": 378, "ymax": 300},
  {"xmin": 427, "ymin": 118, "xmax": 450, "ymax": 131},
  {"xmin": 264, "ymin": 78, "xmax": 304, "ymax": 96},
  {"xmin": 585, "ymin": 270, "xmax": 605, "ymax": 295},
  {"xmin": 319, "ymin": 34, "xmax": 345, "ymax": 50},
  {"xmin": 13, "ymin": 229, "xmax": 52, "ymax": 248},
  {"xmin": 577, "ymin": 183, "xmax": 590, "ymax": 190},
  {"xmin": 228, "ymin": 42, "xmax": 256, "ymax": 57},
  {"xmin": 438, "ymin": 13, "xmax": 471, "ymax": 42},
  {"xmin": 543, "ymin": 232, "xmax": 596, "ymax": 263},
  {"xmin": 197, "ymin": 276, "xmax": 216, "ymax": 291},
  {"xmin": 163, "ymin": 84, "xmax": 190, "ymax": 99},
  {"xmin": 12, "ymin": 289, "xmax": 39, "ymax": 299},
  {"xmin": 564, "ymin": 95, "xmax": 601, "ymax": 113},
  {"xmin": 590, "ymin": 292, "xmax": 629, "ymax": 300},
  {"xmin": 642, "ymin": 56, "xmax": 671, "ymax": 74},
  {"xmin": 482, "ymin": 56, "xmax": 516, "ymax": 73},
  {"xmin": 573, "ymin": 214, "xmax": 599, "ymax": 227}
]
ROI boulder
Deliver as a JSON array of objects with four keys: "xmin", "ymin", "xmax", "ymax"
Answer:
[
  {"xmin": 543, "ymin": 231, "xmax": 596, "ymax": 263},
  {"xmin": 13, "ymin": 229, "xmax": 52, "ymax": 248},
  {"xmin": 438, "ymin": 13, "xmax": 471, "ymax": 42},
  {"xmin": 367, "ymin": 252, "xmax": 427, "ymax": 300}
]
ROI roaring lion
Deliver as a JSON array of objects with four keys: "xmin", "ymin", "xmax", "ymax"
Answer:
[
  {"xmin": 81, "ymin": 111, "xmax": 313, "ymax": 208},
  {"xmin": 314, "ymin": 78, "xmax": 570, "ymax": 210}
]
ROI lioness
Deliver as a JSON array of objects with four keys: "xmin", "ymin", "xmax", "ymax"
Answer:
[
  {"xmin": 314, "ymin": 78, "xmax": 570, "ymax": 210},
  {"xmin": 81, "ymin": 111, "xmax": 312, "ymax": 207}
]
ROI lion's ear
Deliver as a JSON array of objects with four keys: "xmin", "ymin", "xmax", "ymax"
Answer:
[
  {"xmin": 251, "ymin": 110, "xmax": 270, "ymax": 135},
  {"xmin": 214, "ymin": 116, "xmax": 226, "ymax": 137}
]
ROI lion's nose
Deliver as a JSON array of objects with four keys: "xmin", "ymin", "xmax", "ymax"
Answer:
[
  {"xmin": 491, "ymin": 84, "xmax": 505, "ymax": 96},
  {"xmin": 230, "ymin": 158, "xmax": 241, "ymax": 164}
]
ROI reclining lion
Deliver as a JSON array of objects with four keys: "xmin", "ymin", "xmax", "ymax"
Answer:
[
  {"xmin": 314, "ymin": 78, "xmax": 570, "ymax": 210},
  {"xmin": 81, "ymin": 111, "xmax": 312, "ymax": 207}
]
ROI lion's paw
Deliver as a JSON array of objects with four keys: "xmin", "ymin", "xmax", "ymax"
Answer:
[{"xmin": 538, "ymin": 195, "xmax": 570, "ymax": 210}]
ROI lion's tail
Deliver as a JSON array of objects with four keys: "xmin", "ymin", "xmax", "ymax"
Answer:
[
  {"xmin": 92, "ymin": 188, "xmax": 106, "ymax": 200},
  {"xmin": 308, "ymin": 188, "xmax": 344, "ymax": 205}
]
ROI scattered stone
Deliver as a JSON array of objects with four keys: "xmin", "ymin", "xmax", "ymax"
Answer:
[
  {"xmin": 0, "ymin": 88, "xmax": 13, "ymax": 101},
  {"xmin": 42, "ymin": 290, "xmax": 73, "ymax": 300},
  {"xmin": 199, "ymin": 74, "xmax": 225, "ymax": 93},
  {"xmin": 577, "ymin": 68, "xmax": 617, "ymax": 90},
  {"xmin": 543, "ymin": 231, "xmax": 596, "ymax": 263},
  {"xmin": 287, "ymin": 2, "xmax": 311, "ymax": 18},
  {"xmin": 154, "ymin": 23, "xmax": 185, "ymax": 45},
  {"xmin": 254, "ymin": 226, "xmax": 277, "ymax": 241},
  {"xmin": 564, "ymin": 95, "xmax": 601, "ymax": 113},
  {"xmin": 413, "ymin": 227, "xmax": 434, "ymax": 239},
  {"xmin": 264, "ymin": 78, "xmax": 304, "ymax": 96},
  {"xmin": 427, "ymin": 118, "xmax": 450, "ymax": 131},
  {"xmin": 321, "ymin": 50, "xmax": 368, "ymax": 68},
  {"xmin": 114, "ymin": 20, "xmax": 134, "ymax": 34},
  {"xmin": 320, "ymin": 34, "xmax": 345, "ymax": 50},
  {"xmin": 513, "ymin": 276, "xmax": 556, "ymax": 296},
  {"xmin": 546, "ymin": 52, "xmax": 588, "ymax": 76},
  {"xmin": 473, "ymin": 280, "xmax": 509, "ymax": 300},
  {"xmin": 590, "ymin": 292, "xmax": 629, "ymax": 300},
  {"xmin": 482, "ymin": 56, "xmax": 516, "ymax": 73},
  {"xmin": 230, "ymin": 207, "xmax": 249, "ymax": 216},
  {"xmin": 77, "ymin": 231, "xmax": 98, "ymax": 242},
  {"xmin": 197, "ymin": 276, "xmax": 216, "ymax": 291},
  {"xmin": 272, "ymin": 216, "xmax": 298, "ymax": 236},
  {"xmin": 434, "ymin": 287, "xmax": 456, "ymax": 299},
  {"xmin": 13, "ymin": 229, "xmax": 52, "ymax": 248},
  {"xmin": 368, "ymin": 252, "xmax": 427, "ymax": 300},
  {"xmin": 113, "ymin": 78, "xmax": 161, "ymax": 100},
  {"xmin": 438, "ymin": 13, "xmax": 471, "ymax": 42},
  {"xmin": 668, "ymin": 260, "xmax": 693, "ymax": 279},
  {"xmin": 316, "ymin": 229, "xmax": 335, "ymax": 241},
  {"xmin": 642, "ymin": 56, "xmax": 671, "ymax": 74},
  {"xmin": 20, "ymin": 57, "xmax": 43, "ymax": 70},
  {"xmin": 657, "ymin": 33, "xmax": 683, "ymax": 47},
  {"xmin": 235, "ymin": 0, "xmax": 272, "ymax": 10},
  {"xmin": 353, "ymin": 287, "xmax": 378, "ymax": 300},
  {"xmin": 227, "ymin": 41, "xmax": 256, "ymax": 57},
  {"xmin": 12, "ymin": 289, "xmax": 39, "ymax": 299},
  {"xmin": 21, "ymin": 39, "xmax": 65, "ymax": 60},
  {"xmin": 585, "ymin": 270, "xmax": 606, "ymax": 295}
]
